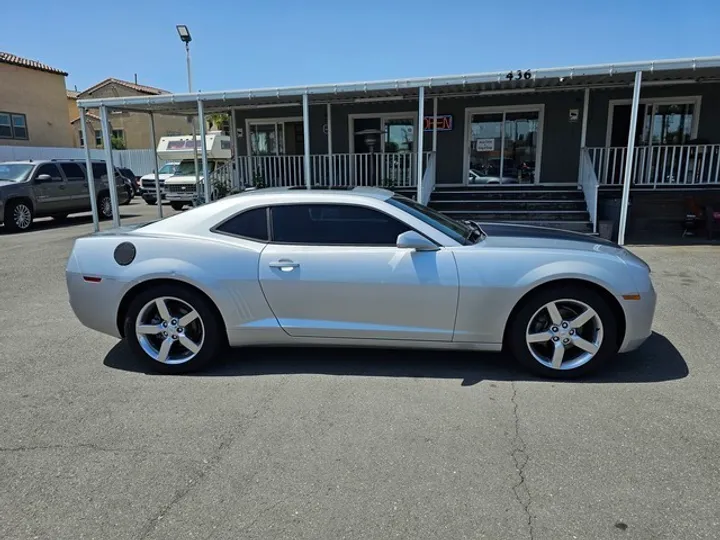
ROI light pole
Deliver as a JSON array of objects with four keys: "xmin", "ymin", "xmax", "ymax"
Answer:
[{"xmin": 176, "ymin": 24, "xmax": 201, "ymax": 205}]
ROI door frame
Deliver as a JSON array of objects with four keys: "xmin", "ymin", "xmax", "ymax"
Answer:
[
  {"xmin": 245, "ymin": 116, "xmax": 303, "ymax": 157},
  {"xmin": 462, "ymin": 104, "xmax": 545, "ymax": 186},
  {"xmin": 604, "ymin": 96, "xmax": 702, "ymax": 148},
  {"xmin": 348, "ymin": 111, "xmax": 418, "ymax": 155}
]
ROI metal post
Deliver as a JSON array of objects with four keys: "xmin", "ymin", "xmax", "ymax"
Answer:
[
  {"xmin": 230, "ymin": 109, "xmax": 240, "ymax": 190},
  {"xmin": 302, "ymin": 93, "xmax": 311, "ymax": 189},
  {"xmin": 79, "ymin": 107, "xmax": 99, "ymax": 232},
  {"xmin": 580, "ymin": 88, "xmax": 590, "ymax": 148},
  {"xmin": 99, "ymin": 105, "xmax": 120, "ymax": 228},
  {"xmin": 618, "ymin": 71, "xmax": 643, "ymax": 246},
  {"xmin": 416, "ymin": 86, "xmax": 425, "ymax": 201},
  {"xmin": 185, "ymin": 42, "xmax": 200, "ymax": 204},
  {"xmin": 432, "ymin": 96, "xmax": 438, "ymax": 152},
  {"xmin": 197, "ymin": 99, "xmax": 211, "ymax": 203},
  {"xmin": 327, "ymin": 103, "xmax": 334, "ymax": 186},
  {"xmin": 148, "ymin": 112, "xmax": 163, "ymax": 219}
]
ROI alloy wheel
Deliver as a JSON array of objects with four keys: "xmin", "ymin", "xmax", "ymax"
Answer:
[
  {"xmin": 525, "ymin": 298, "xmax": 604, "ymax": 370},
  {"xmin": 135, "ymin": 296, "xmax": 205, "ymax": 364},
  {"xmin": 13, "ymin": 204, "xmax": 32, "ymax": 229},
  {"xmin": 100, "ymin": 196, "xmax": 112, "ymax": 217}
]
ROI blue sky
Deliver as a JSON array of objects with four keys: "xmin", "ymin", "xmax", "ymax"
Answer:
[{"xmin": 2, "ymin": 0, "xmax": 718, "ymax": 93}]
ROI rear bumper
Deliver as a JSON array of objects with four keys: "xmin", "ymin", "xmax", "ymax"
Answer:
[{"xmin": 66, "ymin": 269, "xmax": 124, "ymax": 339}]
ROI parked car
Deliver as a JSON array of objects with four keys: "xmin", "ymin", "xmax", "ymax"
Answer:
[
  {"xmin": 0, "ymin": 159, "xmax": 129, "ymax": 233},
  {"xmin": 117, "ymin": 167, "xmax": 140, "ymax": 196},
  {"xmin": 66, "ymin": 186, "xmax": 656, "ymax": 378},
  {"xmin": 139, "ymin": 161, "xmax": 179, "ymax": 205}
]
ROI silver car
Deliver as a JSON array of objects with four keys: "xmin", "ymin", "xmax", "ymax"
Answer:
[{"xmin": 66, "ymin": 187, "xmax": 656, "ymax": 378}]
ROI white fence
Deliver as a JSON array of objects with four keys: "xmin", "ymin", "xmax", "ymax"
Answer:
[
  {"xmin": 235, "ymin": 152, "xmax": 431, "ymax": 188},
  {"xmin": 0, "ymin": 145, "xmax": 164, "ymax": 176},
  {"xmin": 578, "ymin": 149, "xmax": 599, "ymax": 232},
  {"xmin": 588, "ymin": 144, "xmax": 720, "ymax": 186}
]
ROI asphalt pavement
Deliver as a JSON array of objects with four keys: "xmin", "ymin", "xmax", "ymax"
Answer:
[{"xmin": 1, "ymin": 200, "xmax": 719, "ymax": 540}]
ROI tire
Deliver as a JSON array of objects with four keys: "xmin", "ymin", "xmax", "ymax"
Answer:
[
  {"xmin": 506, "ymin": 284, "xmax": 618, "ymax": 379},
  {"xmin": 4, "ymin": 200, "xmax": 34, "ymax": 233},
  {"xmin": 170, "ymin": 202, "xmax": 184, "ymax": 211},
  {"xmin": 122, "ymin": 186, "xmax": 132, "ymax": 205},
  {"xmin": 123, "ymin": 283, "xmax": 225, "ymax": 374},
  {"xmin": 144, "ymin": 198, "xmax": 157, "ymax": 206},
  {"xmin": 98, "ymin": 193, "xmax": 113, "ymax": 220}
]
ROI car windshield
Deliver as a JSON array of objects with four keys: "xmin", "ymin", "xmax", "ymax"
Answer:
[
  {"xmin": 386, "ymin": 194, "xmax": 484, "ymax": 245},
  {"xmin": 0, "ymin": 163, "xmax": 34, "ymax": 183},
  {"xmin": 174, "ymin": 160, "xmax": 216, "ymax": 176},
  {"xmin": 158, "ymin": 163, "xmax": 177, "ymax": 175}
]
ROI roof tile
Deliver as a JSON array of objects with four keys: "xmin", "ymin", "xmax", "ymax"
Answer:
[{"xmin": 0, "ymin": 51, "xmax": 68, "ymax": 76}]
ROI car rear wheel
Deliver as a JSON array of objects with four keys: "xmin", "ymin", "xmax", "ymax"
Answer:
[
  {"xmin": 170, "ymin": 202, "xmax": 184, "ymax": 211},
  {"xmin": 122, "ymin": 185, "xmax": 133, "ymax": 205},
  {"xmin": 4, "ymin": 200, "xmax": 34, "ymax": 233},
  {"xmin": 98, "ymin": 193, "xmax": 113, "ymax": 220},
  {"xmin": 507, "ymin": 285, "xmax": 618, "ymax": 379},
  {"xmin": 124, "ymin": 284, "xmax": 224, "ymax": 374}
]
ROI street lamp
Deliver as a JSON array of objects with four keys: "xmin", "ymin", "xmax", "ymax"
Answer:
[{"xmin": 176, "ymin": 24, "xmax": 201, "ymax": 204}]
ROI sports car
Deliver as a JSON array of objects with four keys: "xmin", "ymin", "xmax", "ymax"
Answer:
[{"xmin": 66, "ymin": 187, "xmax": 656, "ymax": 378}]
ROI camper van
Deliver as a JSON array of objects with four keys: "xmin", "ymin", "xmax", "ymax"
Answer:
[{"xmin": 159, "ymin": 132, "xmax": 232, "ymax": 210}]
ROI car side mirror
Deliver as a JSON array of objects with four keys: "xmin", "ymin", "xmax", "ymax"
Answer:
[
  {"xmin": 35, "ymin": 174, "xmax": 52, "ymax": 183},
  {"xmin": 396, "ymin": 231, "xmax": 439, "ymax": 251}
]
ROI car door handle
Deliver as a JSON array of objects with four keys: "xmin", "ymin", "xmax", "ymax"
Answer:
[{"xmin": 269, "ymin": 260, "xmax": 299, "ymax": 271}]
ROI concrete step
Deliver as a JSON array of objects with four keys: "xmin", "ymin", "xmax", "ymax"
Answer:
[
  {"xmin": 430, "ymin": 199, "xmax": 587, "ymax": 212},
  {"xmin": 436, "ymin": 209, "xmax": 590, "ymax": 222},
  {"xmin": 431, "ymin": 189, "xmax": 584, "ymax": 201}
]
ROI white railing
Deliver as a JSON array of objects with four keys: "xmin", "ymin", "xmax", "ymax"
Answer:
[
  {"xmin": 419, "ymin": 151, "xmax": 437, "ymax": 205},
  {"xmin": 578, "ymin": 148, "xmax": 599, "ymax": 233},
  {"xmin": 235, "ymin": 152, "xmax": 431, "ymax": 188},
  {"xmin": 588, "ymin": 144, "xmax": 720, "ymax": 187}
]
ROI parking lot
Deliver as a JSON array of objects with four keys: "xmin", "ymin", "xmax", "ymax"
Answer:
[{"xmin": 1, "ymin": 199, "xmax": 719, "ymax": 540}]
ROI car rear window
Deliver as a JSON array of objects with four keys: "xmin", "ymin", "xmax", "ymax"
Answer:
[{"xmin": 214, "ymin": 207, "xmax": 269, "ymax": 241}]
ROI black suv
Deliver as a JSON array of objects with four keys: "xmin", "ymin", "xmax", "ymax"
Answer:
[{"xmin": 0, "ymin": 159, "xmax": 130, "ymax": 233}]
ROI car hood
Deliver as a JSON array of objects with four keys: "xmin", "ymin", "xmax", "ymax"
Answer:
[
  {"xmin": 140, "ymin": 173, "xmax": 174, "ymax": 181},
  {"xmin": 474, "ymin": 221, "xmax": 620, "ymax": 251}
]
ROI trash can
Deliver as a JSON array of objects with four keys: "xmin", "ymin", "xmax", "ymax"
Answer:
[{"xmin": 599, "ymin": 197, "xmax": 631, "ymax": 242}]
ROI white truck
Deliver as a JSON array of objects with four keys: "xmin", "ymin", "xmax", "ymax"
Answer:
[
  {"xmin": 139, "ymin": 161, "xmax": 179, "ymax": 205},
  {"xmin": 160, "ymin": 132, "xmax": 232, "ymax": 211}
]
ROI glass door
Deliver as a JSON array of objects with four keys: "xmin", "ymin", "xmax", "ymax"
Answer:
[{"xmin": 467, "ymin": 108, "xmax": 540, "ymax": 185}]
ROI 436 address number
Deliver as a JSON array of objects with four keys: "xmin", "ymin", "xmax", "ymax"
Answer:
[{"xmin": 506, "ymin": 70, "xmax": 533, "ymax": 81}]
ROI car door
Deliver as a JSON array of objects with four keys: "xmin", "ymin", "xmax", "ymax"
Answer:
[
  {"xmin": 31, "ymin": 163, "xmax": 71, "ymax": 213},
  {"xmin": 58, "ymin": 162, "xmax": 88, "ymax": 212},
  {"xmin": 258, "ymin": 202, "xmax": 459, "ymax": 341}
]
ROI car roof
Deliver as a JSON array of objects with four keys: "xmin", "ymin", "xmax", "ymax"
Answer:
[{"xmin": 138, "ymin": 186, "xmax": 398, "ymax": 235}]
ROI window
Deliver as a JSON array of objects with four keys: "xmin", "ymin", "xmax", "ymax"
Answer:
[
  {"xmin": 91, "ymin": 162, "xmax": 107, "ymax": 179},
  {"xmin": 34, "ymin": 164, "xmax": 62, "ymax": 181},
  {"xmin": 95, "ymin": 130, "xmax": 102, "ymax": 146},
  {"xmin": 387, "ymin": 194, "xmax": 476, "ymax": 245},
  {"xmin": 271, "ymin": 204, "xmax": 411, "ymax": 245},
  {"xmin": 112, "ymin": 129, "xmax": 125, "ymax": 142},
  {"xmin": 248, "ymin": 118, "xmax": 304, "ymax": 156},
  {"xmin": 214, "ymin": 207, "xmax": 269, "ymax": 241},
  {"xmin": 608, "ymin": 98, "xmax": 700, "ymax": 147},
  {"xmin": 60, "ymin": 162, "xmax": 86, "ymax": 182},
  {"xmin": 0, "ymin": 112, "xmax": 28, "ymax": 140}
]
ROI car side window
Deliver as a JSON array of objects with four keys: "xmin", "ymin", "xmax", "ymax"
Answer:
[
  {"xmin": 34, "ymin": 164, "xmax": 63, "ymax": 182},
  {"xmin": 271, "ymin": 204, "xmax": 411, "ymax": 246},
  {"xmin": 91, "ymin": 162, "xmax": 107, "ymax": 179},
  {"xmin": 214, "ymin": 207, "xmax": 269, "ymax": 242},
  {"xmin": 59, "ymin": 162, "xmax": 86, "ymax": 182}
]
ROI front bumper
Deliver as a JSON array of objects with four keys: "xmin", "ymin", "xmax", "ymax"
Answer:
[
  {"xmin": 165, "ymin": 191, "xmax": 196, "ymax": 202},
  {"xmin": 617, "ymin": 282, "xmax": 657, "ymax": 353}
]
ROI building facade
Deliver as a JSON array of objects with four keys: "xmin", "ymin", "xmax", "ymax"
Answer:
[{"xmin": 0, "ymin": 52, "xmax": 74, "ymax": 147}]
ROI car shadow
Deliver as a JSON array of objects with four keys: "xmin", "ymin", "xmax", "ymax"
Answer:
[
  {"xmin": 103, "ymin": 331, "xmax": 688, "ymax": 385},
  {"xmin": 0, "ymin": 211, "xmax": 142, "ymax": 233}
]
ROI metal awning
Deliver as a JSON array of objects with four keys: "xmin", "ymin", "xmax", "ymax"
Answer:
[{"xmin": 76, "ymin": 56, "xmax": 720, "ymax": 114}]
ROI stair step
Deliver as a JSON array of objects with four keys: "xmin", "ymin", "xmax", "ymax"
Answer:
[
  {"xmin": 430, "ymin": 200, "xmax": 587, "ymax": 211},
  {"xmin": 432, "ymin": 190, "xmax": 584, "ymax": 201},
  {"xmin": 442, "ymin": 210, "xmax": 590, "ymax": 222}
]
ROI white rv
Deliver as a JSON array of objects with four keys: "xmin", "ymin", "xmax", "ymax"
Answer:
[{"xmin": 159, "ymin": 132, "xmax": 232, "ymax": 210}]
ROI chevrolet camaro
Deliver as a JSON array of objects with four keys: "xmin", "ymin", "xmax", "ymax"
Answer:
[{"xmin": 66, "ymin": 187, "xmax": 656, "ymax": 378}]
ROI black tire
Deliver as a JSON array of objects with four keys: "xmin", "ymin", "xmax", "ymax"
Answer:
[
  {"xmin": 506, "ymin": 284, "xmax": 618, "ymax": 379},
  {"xmin": 170, "ymin": 202, "xmax": 184, "ymax": 211},
  {"xmin": 123, "ymin": 283, "xmax": 225, "ymax": 374},
  {"xmin": 122, "ymin": 186, "xmax": 133, "ymax": 205},
  {"xmin": 144, "ymin": 198, "xmax": 157, "ymax": 206},
  {"xmin": 98, "ymin": 193, "xmax": 113, "ymax": 220},
  {"xmin": 3, "ymin": 200, "xmax": 34, "ymax": 233}
]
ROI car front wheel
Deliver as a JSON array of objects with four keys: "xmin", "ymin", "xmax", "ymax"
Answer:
[
  {"xmin": 124, "ymin": 284, "xmax": 224, "ymax": 374},
  {"xmin": 170, "ymin": 202, "xmax": 184, "ymax": 211},
  {"xmin": 507, "ymin": 284, "xmax": 618, "ymax": 379},
  {"xmin": 4, "ymin": 200, "xmax": 34, "ymax": 233}
]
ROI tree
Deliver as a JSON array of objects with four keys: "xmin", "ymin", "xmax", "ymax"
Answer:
[
  {"xmin": 207, "ymin": 113, "xmax": 230, "ymax": 135},
  {"xmin": 110, "ymin": 135, "xmax": 126, "ymax": 150}
]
